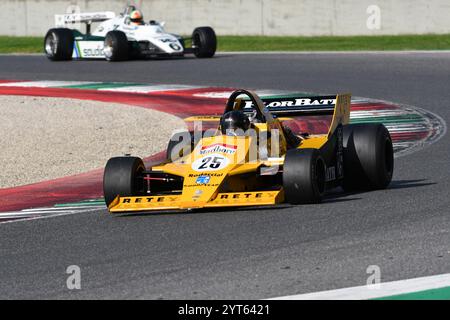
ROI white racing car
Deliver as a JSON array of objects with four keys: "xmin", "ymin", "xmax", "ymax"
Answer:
[{"xmin": 44, "ymin": 5, "xmax": 217, "ymax": 61}]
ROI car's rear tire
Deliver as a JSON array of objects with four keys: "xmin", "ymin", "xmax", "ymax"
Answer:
[
  {"xmin": 192, "ymin": 27, "xmax": 216, "ymax": 58},
  {"xmin": 104, "ymin": 31, "xmax": 129, "ymax": 61},
  {"xmin": 283, "ymin": 148, "xmax": 326, "ymax": 204},
  {"xmin": 342, "ymin": 123, "xmax": 394, "ymax": 191},
  {"xmin": 44, "ymin": 28, "xmax": 74, "ymax": 61},
  {"xmin": 103, "ymin": 156, "xmax": 145, "ymax": 207}
]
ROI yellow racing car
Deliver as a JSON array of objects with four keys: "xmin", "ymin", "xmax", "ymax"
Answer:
[{"xmin": 103, "ymin": 89, "xmax": 394, "ymax": 213}]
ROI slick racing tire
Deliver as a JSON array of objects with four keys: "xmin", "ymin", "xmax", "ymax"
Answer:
[
  {"xmin": 44, "ymin": 28, "xmax": 74, "ymax": 61},
  {"xmin": 103, "ymin": 156, "xmax": 145, "ymax": 207},
  {"xmin": 283, "ymin": 148, "xmax": 326, "ymax": 204},
  {"xmin": 342, "ymin": 124, "xmax": 394, "ymax": 191},
  {"xmin": 104, "ymin": 31, "xmax": 129, "ymax": 61},
  {"xmin": 192, "ymin": 27, "xmax": 217, "ymax": 58},
  {"xmin": 166, "ymin": 131, "xmax": 195, "ymax": 161}
]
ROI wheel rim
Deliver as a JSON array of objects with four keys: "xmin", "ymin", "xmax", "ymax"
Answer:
[
  {"xmin": 103, "ymin": 38, "xmax": 113, "ymax": 58},
  {"xmin": 192, "ymin": 33, "xmax": 201, "ymax": 51},
  {"xmin": 45, "ymin": 33, "xmax": 57, "ymax": 56}
]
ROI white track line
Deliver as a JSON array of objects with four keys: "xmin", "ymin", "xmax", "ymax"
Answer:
[
  {"xmin": 22, "ymin": 205, "xmax": 105, "ymax": 212},
  {"xmin": 217, "ymin": 50, "xmax": 450, "ymax": 55},
  {"xmin": 98, "ymin": 84, "xmax": 201, "ymax": 93},
  {"xmin": 268, "ymin": 273, "xmax": 450, "ymax": 300},
  {"xmin": 0, "ymin": 80, "xmax": 95, "ymax": 88},
  {"xmin": 0, "ymin": 207, "xmax": 104, "ymax": 225},
  {"xmin": 0, "ymin": 207, "xmax": 102, "ymax": 224},
  {"xmin": 0, "ymin": 211, "xmax": 86, "ymax": 225}
]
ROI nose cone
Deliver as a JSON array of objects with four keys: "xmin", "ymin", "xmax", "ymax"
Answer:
[
  {"xmin": 155, "ymin": 37, "xmax": 183, "ymax": 53},
  {"xmin": 133, "ymin": 26, "xmax": 184, "ymax": 54},
  {"xmin": 178, "ymin": 135, "xmax": 253, "ymax": 205}
]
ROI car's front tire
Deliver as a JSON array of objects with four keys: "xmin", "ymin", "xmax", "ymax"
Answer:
[
  {"xmin": 283, "ymin": 148, "xmax": 326, "ymax": 204},
  {"xmin": 104, "ymin": 31, "xmax": 129, "ymax": 61},
  {"xmin": 342, "ymin": 123, "xmax": 394, "ymax": 191},
  {"xmin": 192, "ymin": 27, "xmax": 217, "ymax": 58},
  {"xmin": 103, "ymin": 156, "xmax": 145, "ymax": 207},
  {"xmin": 44, "ymin": 28, "xmax": 74, "ymax": 61}
]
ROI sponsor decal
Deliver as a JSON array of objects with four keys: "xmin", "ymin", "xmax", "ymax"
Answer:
[
  {"xmin": 184, "ymin": 183, "xmax": 219, "ymax": 188},
  {"xmin": 192, "ymin": 189, "xmax": 204, "ymax": 201},
  {"xmin": 121, "ymin": 196, "xmax": 178, "ymax": 203},
  {"xmin": 200, "ymin": 143, "xmax": 237, "ymax": 155},
  {"xmin": 196, "ymin": 175, "xmax": 211, "ymax": 184},
  {"xmin": 62, "ymin": 13, "xmax": 112, "ymax": 24},
  {"xmin": 191, "ymin": 154, "xmax": 230, "ymax": 172},
  {"xmin": 76, "ymin": 41, "xmax": 105, "ymax": 58},
  {"xmin": 243, "ymin": 98, "xmax": 336, "ymax": 109},
  {"xmin": 188, "ymin": 173, "xmax": 224, "ymax": 178},
  {"xmin": 170, "ymin": 43, "xmax": 181, "ymax": 51},
  {"xmin": 159, "ymin": 38, "xmax": 177, "ymax": 43},
  {"xmin": 336, "ymin": 125, "xmax": 344, "ymax": 178},
  {"xmin": 219, "ymin": 193, "xmax": 264, "ymax": 199},
  {"xmin": 83, "ymin": 48, "xmax": 104, "ymax": 57}
]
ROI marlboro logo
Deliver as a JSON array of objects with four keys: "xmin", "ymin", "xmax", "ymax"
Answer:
[{"xmin": 200, "ymin": 143, "xmax": 237, "ymax": 155}]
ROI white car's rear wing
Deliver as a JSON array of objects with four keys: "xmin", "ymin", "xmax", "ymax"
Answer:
[{"xmin": 55, "ymin": 11, "xmax": 115, "ymax": 27}]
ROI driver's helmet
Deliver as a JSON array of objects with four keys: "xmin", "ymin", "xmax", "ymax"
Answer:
[
  {"xmin": 129, "ymin": 10, "xmax": 144, "ymax": 25},
  {"xmin": 220, "ymin": 110, "xmax": 250, "ymax": 135}
]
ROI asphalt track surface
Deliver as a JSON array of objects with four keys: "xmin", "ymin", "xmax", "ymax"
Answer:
[{"xmin": 0, "ymin": 53, "xmax": 449, "ymax": 299}]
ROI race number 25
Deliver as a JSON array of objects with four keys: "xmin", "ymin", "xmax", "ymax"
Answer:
[{"xmin": 192, "ymin": 154, "xmax": 229, "ymax": 172}]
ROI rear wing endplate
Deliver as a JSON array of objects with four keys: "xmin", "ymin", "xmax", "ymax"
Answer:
[{"xmin": 327, "ymin": 93, "xmax": 351, "ymax": 136}]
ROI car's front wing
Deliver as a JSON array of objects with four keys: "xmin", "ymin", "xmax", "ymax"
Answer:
[{"xmin": 108, "ymin": 190, "xmax": 284, "ymax": 213}]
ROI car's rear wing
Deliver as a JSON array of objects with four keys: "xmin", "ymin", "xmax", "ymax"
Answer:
[
  {"xmin": 55, "ymin": 11, "xmax": 115, "ymax": 27},
  {"xmin": 186, "ymin": 91, "xmax": 351, "ymax": 138},
  {"xmin": 237, "ymin": 92, "xmax": 351, "ymax": 136},
  {"xmin": 240, "ymin": 95, "xmax": 340, "ymax": 116}
]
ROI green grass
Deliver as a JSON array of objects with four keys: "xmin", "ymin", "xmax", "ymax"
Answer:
[
  {"xmin": 2, "ymin": 34, "xmax": 450, "ymax": 53},
  {"xmin": 217, "ymin": 34, "xmax": 450, "ymax": 51},
  {"xmin": 0, "ymin": 36, "xmax": 43, "ymax": 53}
]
